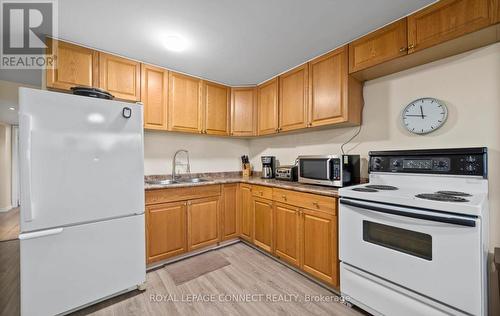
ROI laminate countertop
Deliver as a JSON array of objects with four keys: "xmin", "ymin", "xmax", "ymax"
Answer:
[{"xmin": 145, "ymin": 172, "xmax": 340, "ymax": 197}]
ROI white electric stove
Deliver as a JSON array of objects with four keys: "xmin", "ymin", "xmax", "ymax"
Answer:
[{"xmin": 339, "ymin": 148, "xmax": 489, "ymax": 316}]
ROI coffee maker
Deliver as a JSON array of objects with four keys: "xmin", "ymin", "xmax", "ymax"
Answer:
[{"xmin": 261, "ymin": 156, "xmax": 276, "ymax": 179}]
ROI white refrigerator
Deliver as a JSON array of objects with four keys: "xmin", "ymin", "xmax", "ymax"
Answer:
[{"xmin": 18, "ymin": 88, "xmax": 146, "ymax": 316}]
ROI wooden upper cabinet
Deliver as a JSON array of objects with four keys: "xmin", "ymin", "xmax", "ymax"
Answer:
[
  {"xmin": 204, "ymin": 81, "xmax": 230, "ymax": 135},
  {"xmin": 252, "ymin": 196, "xmax": 273, "ymax": 252},
  {"xmin": 146, "ymin": 201, "xmax": 187, "ymax": 264},
  {"xmin": 274, "ymin": 202, "xmax": 301, "ymax": 267},
  {"xmin": 221, "ymin": 184, "xmax": 239, "ymax": 241},
  {"xmin": 141, "ymin": 64, "xmax": 168, "ymax": 130},
  {"xmin": 239, "ymin": 184, "xmax": 253, "ymax": 242},
  {"xmin": 231, "ymin": 88, "xmax": 257, "ymax": 136},
  {"xmin": 407, "ymin": 0, "xmax": 494, "ymax": 53},
  {"xmin": 257, "ymin": 78, "xmax": 279, "ymax": 135},
  {"xmin": 46, "ymin": 38, "xmax": 98, "ymax": 90},
  {"xmin": 98, "ymin": 52, "xmax": 141, "ymax": 101},
  {"xmin": 168, "ymin": 72, "xmax": 203, "ymax": 133},
  {"xmin": 279, "ymin": 64, "xmax": 308, "ymax": 132},
  {"xmin": 187, "ymin": 196, "xmax": 219, "ymax": 251},
  {"xmin": 308, "ymin": 46, "xmax": 362, "ymax": 128},
  {"xmin": 349, "ymin": 19, "xmax": 408, "ymax": 73}
]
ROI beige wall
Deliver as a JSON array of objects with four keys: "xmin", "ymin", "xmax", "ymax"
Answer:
[
  {"xmin": 144, "ymin": 131, "xmax": 249, "ymax": 175},
  {"xmin": 0, "ymin": 123, "xmax": 12, "ymax": 211},
  {"xmin": 249, "ymin": 42, "xmax": 500, "ymax": 251}
]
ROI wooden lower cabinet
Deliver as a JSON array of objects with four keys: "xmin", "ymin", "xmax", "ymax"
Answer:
[
  {"xmin": 187, "ymin": 196, "xmax": 220, "ymax": 251},
  {"xmin": 252, "ymin": 197, "xmax": 273, "ymax": 252},
  {"xmin": 146, "ymin": 201, "xmax": 187, "ymax": 264},
  {"xmin": 274, "ymin": 202, "xmax": 301, "ymax": 267},
  {"xmin": 301, "ymin": 208, "xmax": 338, "ymax": 287},
  {"xmin": 221, "ymin": 184, "xmax": 239, "ymax": 241},
  {"xmin": 239, "ymin": 184, "xmax": 253, "ymax": 242}
]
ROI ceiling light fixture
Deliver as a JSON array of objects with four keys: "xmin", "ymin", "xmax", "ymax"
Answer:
[
  {"xmin": 163, "ymin": 35, "xmax": 187, "ymax": 52},
  {"xmin": 9, "ymin": 107, "xmax": 15, "ymax": 111}
]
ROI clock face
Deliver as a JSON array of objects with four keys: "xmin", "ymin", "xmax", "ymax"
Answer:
[{"xmin": 402, "ymin": 98, "xmax": 447, "ymax": 134}]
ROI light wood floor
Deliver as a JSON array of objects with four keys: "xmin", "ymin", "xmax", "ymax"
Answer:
[
  {"xmin": 0, "ymin": 239, "xmax": 20, "ymax": 316},
  {"xmin": 73, "ymin": 243, "xmax": 364, "ymax": 316},
  {"xmin": 0, "ymin": 241, "xmax": 365, "ymax": 316},
  {"xmin": 0, "ymin": 208, "xmax": 19, "ymax": 241}
]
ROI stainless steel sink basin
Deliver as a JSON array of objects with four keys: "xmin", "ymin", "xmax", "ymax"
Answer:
[
  {"xmin": 145, "ymin": 179, "xmax": 178, "ymax": 185},
  {"xmin": 179, "ymin": 178, "xmax": 209, "ymax": 183}
]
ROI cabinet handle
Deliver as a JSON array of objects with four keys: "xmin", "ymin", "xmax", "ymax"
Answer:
[
  {"xmin": 259, "ymin": 191, "xmax": 263, "ymax": 196},
  {"xmin": 281, "ymin": 195, "xmax": 287, "ymax": 200},
  {"xmin": 408, "ymin": 44, "xmax": 415, "ymax": 50},
  {"xmin": 399, "ymin": 47, "xmax": 407, "ymax": 52},
  {"xmin": 312, "ymin": 201, "xmax": 319, "ymax": 208}
]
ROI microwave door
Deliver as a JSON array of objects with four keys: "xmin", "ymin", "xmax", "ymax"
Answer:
[{"xmin": 300, "ymin": 158, "xmax": 331, "ymax": 180}]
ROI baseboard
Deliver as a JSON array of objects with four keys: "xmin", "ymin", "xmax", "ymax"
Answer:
[{"xmin": 0, "ymin": 205, "xmax": 13, "ymax": 212}]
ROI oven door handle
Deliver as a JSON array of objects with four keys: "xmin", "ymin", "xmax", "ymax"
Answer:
[{"xmin": 340, "ymin": 198, "xmax": 476, "ymax": 227}]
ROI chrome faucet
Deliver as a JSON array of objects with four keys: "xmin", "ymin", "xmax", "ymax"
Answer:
[{"xmin": 172, "ymin": 149, "xmax": 191, "ymax": 181}]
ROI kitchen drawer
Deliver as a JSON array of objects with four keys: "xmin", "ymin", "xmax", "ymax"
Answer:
[
  {"xmin": 145, "ymin": 185, "xmax": 221, "ymax": 205},
  {"xmin": 251, "ymin": 185, "xmax": 273, "ymax": 200},
  {"xmin": 273, "ymin": 188, "xmax": 337, "ymax": 215}
]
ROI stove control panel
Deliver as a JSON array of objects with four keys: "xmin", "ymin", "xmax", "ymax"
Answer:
[{"xmin": 369, "ymin": 148, "xmax": 487, "ymax": 178}]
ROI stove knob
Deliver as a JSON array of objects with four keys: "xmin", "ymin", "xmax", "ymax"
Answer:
[
  {"xmin": 373, "ymin": 158, "xmax": 382, "ymax": 164},
  {"xmin": 392, "ymin": 161, "xmax": 400, "ymax": 167},
  {"xmin": 466, "ymin": 156, "xmax": 476, "ymax": 163},
  {"xmin": 437, "ymin": 160, "xmax": 446, "ymax": 167},
  {"xmin": 466, "ymin": 164, "xmax": 476, "ymax": 172},
  {"xmin": 373, "ymin": 164, "xmax": 381, "ymax": 171}
]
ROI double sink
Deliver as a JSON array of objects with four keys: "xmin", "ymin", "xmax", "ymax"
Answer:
[{"xmin": 145, "ymin": 178, "xmax": 210, "ymax": 186}]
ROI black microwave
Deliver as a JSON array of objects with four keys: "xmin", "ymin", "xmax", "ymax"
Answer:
[{"xmin": 297, "ymin": 155, "xmax": 360, "ymax": 187}]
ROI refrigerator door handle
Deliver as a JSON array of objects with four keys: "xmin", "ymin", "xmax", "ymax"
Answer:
[
  {"xmin": 20, "ymin": 114, "xmax": 34, "ymax": 222},
  {"xmin": 19, "ymin": 227, "xmax": 64, "ymax": 240}
]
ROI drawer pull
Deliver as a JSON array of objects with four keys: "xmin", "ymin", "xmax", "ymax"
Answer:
[
  {"xmin": 281, "ymin": 195, "xmax": 287, "ymax": 200},
  {"xmin": 312, "ymin": 201, "xmax": 319, "ymax": 208},
  {"xmin": 259, "ymin": 191, "xmax": 263, "ymax": 195}
]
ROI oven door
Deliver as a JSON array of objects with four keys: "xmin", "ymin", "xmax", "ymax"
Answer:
[{"xmin": 339, "ymin": 198, "xmax": 482, "ymax": 315}]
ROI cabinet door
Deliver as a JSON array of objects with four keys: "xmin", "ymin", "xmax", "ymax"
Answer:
[
  {"xmin": 141, "ymin": 64, "xmax": 168, "ymax": 130},
  {"xmin": 187, "ymin": 196, "xmax": 219, "ymax": 251},
  {"xmin": 257, "ymin": 78, "xmax": 279, "ymax": 135},
  {"xmin": 348, "ymin": 19, "xmax": 408, "ymax": 73},
  {"xmin": 204, "ymin": 81, "xmax": 230, "ymax": 135},
  {"xmin": 308, "ymin": 46, "xmax": 348, "ymax": 127},
  {"xmin": 146, "ymin": 201, "xmax": 187, "ymax": 264},
  {"xmin": 274, "ymin": 202, "xmax": 301, "ymax": 267},
  {"xmin": 252, "ymin": 197, "xmax": 273, "ymax": 252},
  {"xmin": 279, "ymin": 64, "xmax": 308, "ymax": 132},
  {"xmin": 231, "ymin": 88, "xmax": 256, "ymax": 136},
  {"xmin": 46, "ymin": 39, "xmax": 98, "ymax": 90},
  {"xmin": 221, "ymin": 184, "xmax": 239, "ymax": 241},
  {"xmin": 98, "ymin": 52, "xmax": 141, "ymax": 101},
  {"xmin": 301, "ymin": 208, "xmax": 338, "ymax": 287},
  {"xmin": 168, "ymin": 72, "xmax": 203, "ymax": 133},
  {"xmin": 239, "ymin": 184, "xmax": 253, "ymax": 241},
  {"xmin": 407, "ymin": 0, "xmax": 493, "ymax": 53}
]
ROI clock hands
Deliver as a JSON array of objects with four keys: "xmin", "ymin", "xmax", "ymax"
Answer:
[
  {"xmin": 420, "ymin": 105, "xmax": 425, "ymax": 119},
  {"xmin": 405, "ymin": 114, "xmax": 427, "ymax": 117}
]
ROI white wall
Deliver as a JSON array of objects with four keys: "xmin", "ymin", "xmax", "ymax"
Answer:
[
  {"xmin": 249, "ymin": 43, "xmax": 500, "ymax": 251},
  {"xmin": 0, "ymin": 123, "xmax": 12, "ymax": 211},
  {"xmin": 144, "ymin": 130, "xmax": 249, "ymax": 175}
]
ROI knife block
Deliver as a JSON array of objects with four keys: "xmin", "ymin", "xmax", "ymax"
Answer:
[{"xmin": 242, "ymin": 163, "xmax": 252, "ymax": 177}]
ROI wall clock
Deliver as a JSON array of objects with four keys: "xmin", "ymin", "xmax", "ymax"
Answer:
[{"xmin": 402, "ymin": 98, "xmax": 447, "ymax": 134}]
